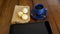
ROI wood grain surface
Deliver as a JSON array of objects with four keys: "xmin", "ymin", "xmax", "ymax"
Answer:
[
  {"xmin": 0, "ymin": 0, "xmax": 18, "ymax": 34},
  {"xmin": 0, "ymin": 0, "xmax": 60, "ymax": 34}
]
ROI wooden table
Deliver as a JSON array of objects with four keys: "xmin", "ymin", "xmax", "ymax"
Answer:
[{"xmin": 0, "ymin": 0, "xmax": 60, "ymax": 34}]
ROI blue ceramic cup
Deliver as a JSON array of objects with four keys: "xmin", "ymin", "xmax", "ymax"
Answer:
[{"xmin": 31, "ymin": 4, "xmax": 47, "ymax": 20}]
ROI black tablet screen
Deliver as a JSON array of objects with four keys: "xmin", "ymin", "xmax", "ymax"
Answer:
[{"xmin": 9, "ymin": 22, "xmax": 52, "ymax": 34}]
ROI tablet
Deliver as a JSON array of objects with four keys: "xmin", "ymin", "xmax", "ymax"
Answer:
[{"xmin": 9, "ymin": 21, "xmax": 52, "ymax": 34}]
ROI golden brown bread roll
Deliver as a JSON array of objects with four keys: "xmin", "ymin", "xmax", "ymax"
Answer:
[
  {"xmin": 22, "ymin": 14, "xmax": 28, "ymax": 20},
  {"xmin": 17, "ymin": 11, "xmax": 23, "ymax": 17},
  {"xmin": 22, "ymin": 8, "xmax": 28, "ymax": 13}
]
